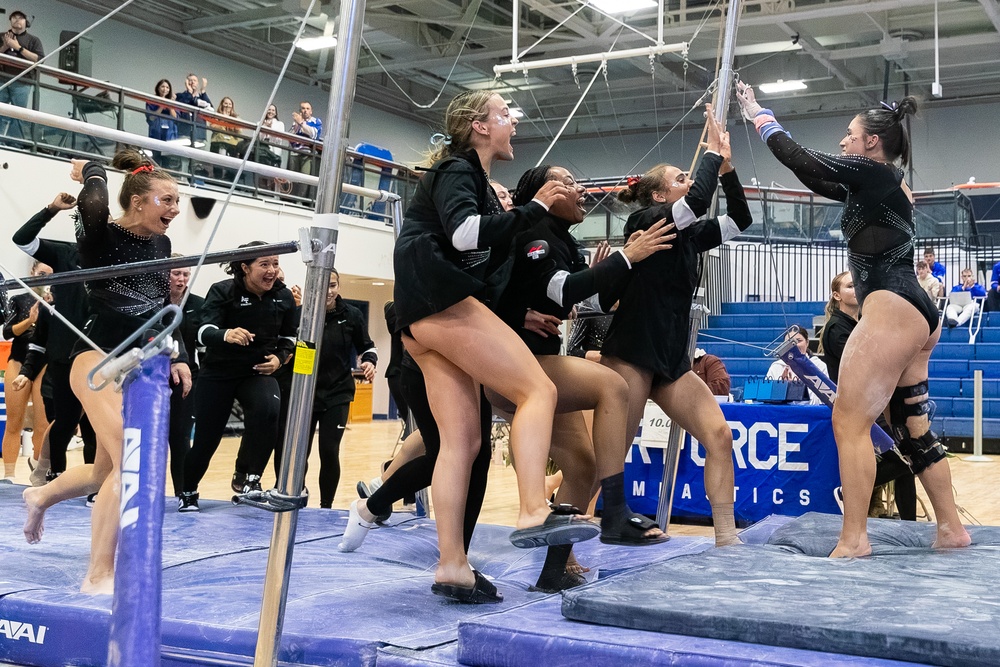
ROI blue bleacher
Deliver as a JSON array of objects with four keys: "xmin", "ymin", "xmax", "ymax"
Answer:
[{"xmin": 702, "ymin": 300, "xmax": 1000, "ymax": 441}]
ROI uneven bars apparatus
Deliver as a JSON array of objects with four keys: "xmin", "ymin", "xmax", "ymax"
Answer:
[
  {"xmin": 250, "ymin": 0, "xmax": 370, "ymax": 663},
  {"xmin": 0, "ymin": 102, "xmax": 396, "ymax": 203},
  {"xmin": 654, "ymin": 0, "xmax": 742, "ymax": 533}
]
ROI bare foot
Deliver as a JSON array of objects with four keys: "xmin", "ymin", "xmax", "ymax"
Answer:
[
  {"xmin": 933, "ymin": 524, "xmax": 972, "ymax": 549},
  {"xmin": 829, "ymin": 537, "xmax": 872, "ymax": 558},
  {"xmin": 516, "ymin": 506, "xmax": 579, "ymax": 531},
  {"xmin": 80, "ymin": 574, "xmax": 114, "ymax": 596},
  {"xmin": 715, "ymin": 534, "xmax": 743, "ymax": 547},
  {"xmin": 22, "ymin": 487, "xmax": 47, "ymax": 544},
  {"xmin": 566, "ymin": 552, "xmax": 590, "ymax": 576},
  {"xmin": 435, "ymin": 561, "xmax": 475, "ymax": 588}
]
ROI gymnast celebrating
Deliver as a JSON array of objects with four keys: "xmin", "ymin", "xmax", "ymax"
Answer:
[
  {"xmin": 492, "ymin": 164, "xmax": 675, "ymax": 591},
  {"xmin": 737, "ymin": 82, "xmax": 971, "ymax": 556},
  {"xmin": 602, "ymin": 105, "xmax": 752, "ymax": 547},
  {"xmin": 393, "ymin": 89, "xmax": 588, "ymax": 603},
  {"xmin": 23, "ymin": 150, "xmax": 192, "ymax": 594}
]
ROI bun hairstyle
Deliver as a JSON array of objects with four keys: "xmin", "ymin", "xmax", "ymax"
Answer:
[
  {"xmin": 424, "ymin": 90, "xmax": 500, "ymax": 166},
  {"xmin": 617, "ymin": 164, "xmax": 673, "ymax": 207},
  {"xmin": 226, "ymin": 240, "xmax": 269, "ymax": 279},
  {"xmin": 512, "ymin": 165, "xmax": 553, "ymax": 207},
  {"xmin": 858, "ymin": 96, "xmax": 918, "ymax": 166},
  {"xmin": 111, "ymin": 148, "xmax": 176, "ymax": 211}
]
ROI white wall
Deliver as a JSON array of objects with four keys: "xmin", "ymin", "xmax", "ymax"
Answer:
[{"xmin": 0, "ymin": 147, "xmax": 399, "ymax": 415}]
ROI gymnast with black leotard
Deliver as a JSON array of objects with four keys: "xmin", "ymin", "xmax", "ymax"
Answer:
[
  {"xmin": 737, "ymin": 82, "xmax": 970, "ymax": 557},
  {"xmin": 23, "ymin": 150, "xmax": 192, "ymax": 594}
]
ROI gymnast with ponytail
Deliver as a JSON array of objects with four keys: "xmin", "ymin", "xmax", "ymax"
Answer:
[
  {"xmin": 737, "ymin": 83, "xmax": 970, "ymax": 557},
  {"xmin": 601, "ymin": 105, "xmax": 752, "ymax": 547},
  {"xmin": 22, "ymin": 149, "xmax": 191, "ymax": 594}
]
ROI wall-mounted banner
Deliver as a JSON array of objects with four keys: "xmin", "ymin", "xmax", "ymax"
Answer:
[{"xmin": 626, "ymin": 403, "xmax": 843, "ymax": 522}]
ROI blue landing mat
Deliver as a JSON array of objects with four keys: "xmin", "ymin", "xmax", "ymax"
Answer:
[
  {"xmin": 0, "ymin": 484, "xmax": 712, "ymax": 666},
  {"xmin": 562, "ymin": 512, "xmax": 1000, "ymax": 667},
  {"xmin": 458, "ymin": 596, "xmax": 926, "ymax": 667}
]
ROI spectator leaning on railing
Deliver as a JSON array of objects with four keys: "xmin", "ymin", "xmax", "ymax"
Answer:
[
  {"xmin": 0, "ymin": 9, "xmax": 44, "ymax": 140},
  {"xmin": 288, "ymin": 101, "xmax": 322, "ymax": 198},
  {"xmin": 146, "ymin": 79, "xmax": 178, "ymax": 168},
  {"xmin": 174, "ymin": 73, "xmax": 211, "ymax": 146}
]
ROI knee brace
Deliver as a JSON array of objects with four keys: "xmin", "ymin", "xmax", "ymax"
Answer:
[{"xmin": 888, "ymin": 381, "xmax": 946, "ymax": 474}]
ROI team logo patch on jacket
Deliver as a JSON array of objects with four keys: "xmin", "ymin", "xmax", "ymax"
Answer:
[{"xmin": 525, "ymin": 240, "xmax": 549, "ymax": 260}]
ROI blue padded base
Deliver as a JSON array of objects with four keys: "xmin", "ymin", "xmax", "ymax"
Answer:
[
  {"xmin": 563, "ymin": 512, "xmax": 1000, "ymax": 667},
  {"xmin": 0, "ymin": 483, "xmax": 711, "ymax": 666},
  {"xmin": 459, "ymin": 596, "xmax": 924, "ymax": 667}
]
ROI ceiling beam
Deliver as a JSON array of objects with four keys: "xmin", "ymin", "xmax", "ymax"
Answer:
[
  {"xmin": 776, "ymin": 22, "xmax": 867, "ymax": 92},
  {"xmin": 825, "ymin": 31, "xmax": 999, "ymax": 60},
  {"xmin": 183, "ymin": 2, "xmax": 322, "ymax": 35}
]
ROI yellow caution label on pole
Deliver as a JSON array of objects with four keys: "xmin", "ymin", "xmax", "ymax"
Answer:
[{"xmin": 293, "ymin": 341, "xmax": 316, "ymax": 375}]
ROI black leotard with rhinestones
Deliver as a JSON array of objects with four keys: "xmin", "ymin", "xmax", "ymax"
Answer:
[
  {"xmin": 74, "ymin": 163, "xmax": 173, "ymax": 353},
  {"xmin": 764, "ymin": 132, "xmax": 939, "ymax": 334}
]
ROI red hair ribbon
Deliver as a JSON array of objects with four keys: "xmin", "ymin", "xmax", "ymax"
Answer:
[
  {"xmin": 626, "ymin": 175, "xmax": 640, "ymax": 187},
  {"xmin": 131, "ymin": 164, "xmax": 155, "ymax": 175}
]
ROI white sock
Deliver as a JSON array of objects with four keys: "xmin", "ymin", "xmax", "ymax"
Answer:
[
  {"xmin": 369, "ymin": 476, "xmax": 383, "ymax": 493},
  {"xmin": 339, "ymin": 500, "xmax": 375, "ymax": 552}
]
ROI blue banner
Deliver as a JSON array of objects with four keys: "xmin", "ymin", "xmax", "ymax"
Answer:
[{"xmin": 625, "ymin": 403, "xmax": 844, "ymax": 523}]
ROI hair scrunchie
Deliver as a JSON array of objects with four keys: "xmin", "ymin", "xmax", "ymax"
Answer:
[{"xmin": 131, "ymin": 164, "xmax": 155, "ymax": 175}]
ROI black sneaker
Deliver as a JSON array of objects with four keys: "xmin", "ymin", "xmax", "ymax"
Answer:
[
  {"xmin": 245, "ymin": 474, "xmax": 263, "ymax": 493},
  {"xmin": 231, "ymin": 471, "xmax": 247, "ymax": 494},
  {"xmin": 86, "ymin": 493, "xmax": 97, "ymax": 508},
  {"xmin": 178, "ymin": 491, "xmax": 200, "ymax": 512}
]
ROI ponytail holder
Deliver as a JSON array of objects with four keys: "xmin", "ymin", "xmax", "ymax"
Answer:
[
  {"xmin": 430, "ymin": 133, "xmax": 452, "ymax": 147},
  {"xmin": 131, "ymin": 164, "xmax": 155, "ymax": 175},
  {"xmin": 626, "ymin": 175, "xmax": 640, "ymax": 187},
  {"xmin": 880, "ymin": 100, "xmax": 900, "ymax": 116}
]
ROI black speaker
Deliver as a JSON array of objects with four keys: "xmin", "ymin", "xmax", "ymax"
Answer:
[
  {"xmin": 190, "ymin": 197, "xmax": 216, "ymax": 220},
  {"xmin": 58, "ymin": 31, "xmax": 93, "ymax": 77}
]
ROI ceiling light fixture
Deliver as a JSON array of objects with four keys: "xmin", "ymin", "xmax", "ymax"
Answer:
[
  {"xmin": 588, "ymin": 0, "xmax": 657, "ymax": 13},
  {"xmin": 296, "ymin": 35, "xmax": 337, "ymax": 52},
  {"xmin": 757, "ymin": 79, "xmax": 807, "ymax": 94}
]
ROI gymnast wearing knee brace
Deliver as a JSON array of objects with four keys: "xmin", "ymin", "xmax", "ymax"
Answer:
[
  {"xmin": 738, "ymin": 83, "xmax": 971, "ymax": 557},
  {"xmin": 601, "ymin": 106, "xmax": 752, "ymax": 547},
  {"xmin": 491, "ymin": 164, "xmax": 675, "ymax": 591},
  {"xmin": 22, "ymin": 150, "xmax": 192, "ymax": 594}
]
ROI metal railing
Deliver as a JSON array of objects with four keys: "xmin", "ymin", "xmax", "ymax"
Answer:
[
  {"xmin": 705, "ymin": 234, "xmax": 999, "ymax": 312},
  {"xmin": 0, "ymin": 54, "xmax": 420, "ymax": 219}
]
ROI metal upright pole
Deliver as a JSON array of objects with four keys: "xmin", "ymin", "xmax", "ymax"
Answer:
[
  {"xmin": 655, "ymin": 0, "xmax": 741, "ymax": 532},
  {"xmin": 252, "ymin": 0, "xmax": 367, "ymax": 664}
]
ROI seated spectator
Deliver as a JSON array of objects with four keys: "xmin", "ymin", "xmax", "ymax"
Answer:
[
  {"xmin": 916, "ymin": 260, "xmax": 943, "ymax": 302},
  {"xmin": 923, "ymin": 247, "xmax": 946, "ymax": 284},
  {"xmin": 765, "ymin": 325, "xmax": 828, "ymax": 405},
  {"xmin": 945, "ymin": 268, "xmax": 986, "ymax": 328},
  {"xmin": 146, "ymin": 79, "xmax": 178, "ymax": 168},
  {"xmin": 692, "ymin": 348, "xmax": 731, "ymax": 397},
  {"xmin": 207, "ymin": 97, "xmax": 241, "ymax": 182},
  {"xmin": 986, "ymin": 259, "xmax": 1000, "ymax": 313}
]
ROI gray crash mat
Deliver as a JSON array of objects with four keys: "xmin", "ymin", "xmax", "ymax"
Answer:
[{"xmin": 563, "ymin": 512, "xmax": 1000, "ymax": 667}]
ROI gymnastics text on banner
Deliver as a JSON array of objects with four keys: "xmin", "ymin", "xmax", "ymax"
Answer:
[{"xmin": 624, "ymin": 403, "xmax": 842, "ymax": 522}]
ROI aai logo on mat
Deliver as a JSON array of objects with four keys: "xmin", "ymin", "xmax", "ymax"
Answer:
[{"xmin": 0, "ymin": 619, "xmax": 48, "ymax": 644}]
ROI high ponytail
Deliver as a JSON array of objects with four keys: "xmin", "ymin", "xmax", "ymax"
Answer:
[{"xmin": 858, "ymin": 96, "xmax": 917, "ymax": 166}]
